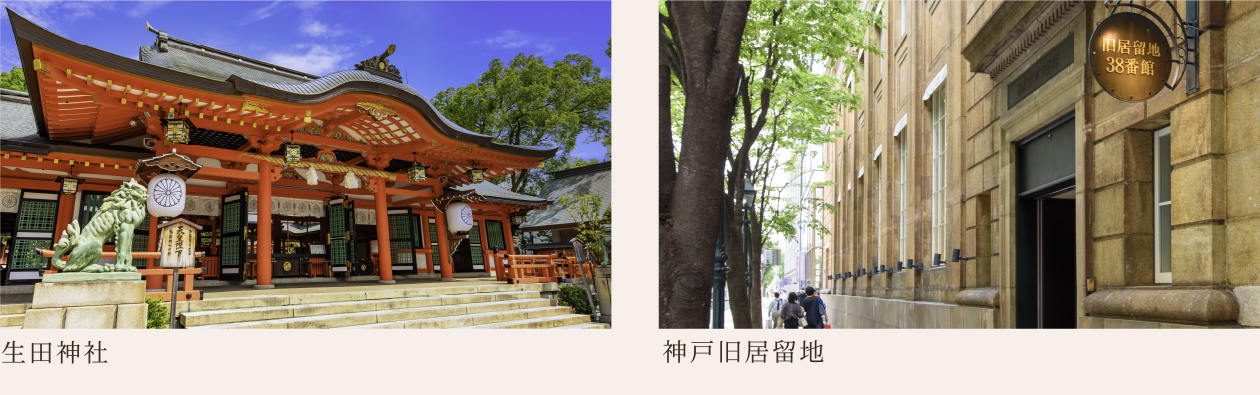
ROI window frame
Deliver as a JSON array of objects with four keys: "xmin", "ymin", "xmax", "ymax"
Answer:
[
  {"xmin": 1154, "ymin": 127, "xmax": 1172, "ymax": 284},
  {"xmin": 930, "ymin": 87, "xmax": 947, "ymax": 259},
  {"xmin": 899, "ymin": 135, "xmax": 907, "ymax": 264}
]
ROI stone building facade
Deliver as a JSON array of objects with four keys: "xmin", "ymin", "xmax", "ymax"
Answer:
[{"xmin": 821, "ymin": 0, "xmax": 1258, "ymax": 328}]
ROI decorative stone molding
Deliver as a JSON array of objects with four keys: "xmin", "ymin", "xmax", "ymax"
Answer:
[
  {"xmin": 963, "ymin": 1, "xmax": 1084, "ymax": 79},
  {"xmin": 955, "ymin": 289, "xmax": 1001, "ymax": 308},
  {"xmin": 0, "ymin": 188, "xmax": 20, "ymax": 213},
  {"xmin": 1083, "ymin": 289, "xmax": 1239, "ymax": 325}
]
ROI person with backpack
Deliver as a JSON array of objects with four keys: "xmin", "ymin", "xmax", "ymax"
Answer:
[
  {"xmin": 780, "ymin": 292, "xmax": 805, "ymax": 329},
  {"xmin": 800, "ymin": 287, "xmax": 828, "ymax": 329},
  {"xmin": 767, "ymin": 292, "xmax": 785, "ymax": 329}
]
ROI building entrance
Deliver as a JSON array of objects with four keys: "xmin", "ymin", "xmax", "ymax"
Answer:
[{"xmin": 1015, "ymin": 114, "xmax": 1077, "ymax": 328}]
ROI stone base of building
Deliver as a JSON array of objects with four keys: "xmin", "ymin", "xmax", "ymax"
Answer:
[
  {"xmin": 1078, "ymin": 316, "xmax": 1235, "ymax": 329},
  {"xmin": 23, "ymin": 279, "xmax": 146, "ymax": 329},
  {"xmin": 821, "ymin": 294, "xmax": 997, "ymax": 329}
]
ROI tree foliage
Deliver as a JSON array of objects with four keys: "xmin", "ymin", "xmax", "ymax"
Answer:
[
  {"xmin": 432, "ymin": 53, "xmax": 611, "ymax": 196},
  {"xmin": 1, "ymin": 67, "xmax": 27, "ymax": 92},
  {"xmin": 556, "ymin": 193, "xmax": 610, "ymax": 264},
  {"xmin": 664, "ymin": 0, "xmax": 881, "ymax": 328}
]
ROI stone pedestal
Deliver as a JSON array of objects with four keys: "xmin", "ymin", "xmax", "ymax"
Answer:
[
  {"xmin": 593, "ymin": 266, "xmax": 612, "ymax": 323},
  {"xmin": 23, "ymin": 273, "xmax": 147, "ymax": 329}
]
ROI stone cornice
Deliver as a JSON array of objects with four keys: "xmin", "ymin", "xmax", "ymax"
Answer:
[{"xmin": 963, "ymin": 1, "xmax": 1084, "ymax": 79}]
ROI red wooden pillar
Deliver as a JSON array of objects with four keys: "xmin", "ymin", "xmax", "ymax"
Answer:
[
  {"xmin": 255, "ymin": 161, "xmax": 273, "ymax": 288},
  {"xmin": 434, "ymin": 209, "xmax": 454, "ymax": 281},
  {"xmin": 145, "ymin": 215, "xmax": 161, "ymax": 289},
  {"xmin": 498, "ymin": 215, "xmax": 517, "ymax": 255},
  {"xmin": 374, "ymin": 178, "xmax": 394, "ymax": 283},
  {"xmin": 476, "ymin": 218, "xmax": 492, "ymax": 272},
  {"xmin": 45, "ymin": 192, "xmax": 76, "ymax": 275}
]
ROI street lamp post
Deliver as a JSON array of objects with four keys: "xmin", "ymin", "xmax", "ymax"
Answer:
[
  {"xmin": 742, "ymin": 170, "xmax": 757, "ymax": 309},
  {"xmin": 712, "ymin": 212, "xmax": 729, "ymax": 329}
]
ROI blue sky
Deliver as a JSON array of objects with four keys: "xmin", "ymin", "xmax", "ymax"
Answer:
[{"xmin": 1, "ymin": 1, "xmax": 611, "ymax": 161}]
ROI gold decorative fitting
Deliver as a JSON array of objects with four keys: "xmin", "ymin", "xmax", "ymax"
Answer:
[
  {"xmin": 355, "ymin": 100, "xmax": 398, "ymax": 121},
  {"xmin": 242, "ymin": 100, "xmax": 270, "ymax": 115},
  {"xmin": 31, "ymin": 59, "xmax": 50, "ymax": 74}
]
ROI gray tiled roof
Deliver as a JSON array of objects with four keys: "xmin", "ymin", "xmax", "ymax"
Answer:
[
  {"xmin": 140, "ymin": 41, "xmax": 313, "ymax": 85},
  {"xmin": 450, "ymin": 181, "xmax": 549, "ymax": 205},
  {"xmin": 519, "ymin": 162, "xmax": 611, "ymax": 230},
  {"xmin": 0, "ymin": 89, "xmax": 43, "ymax": 143}
]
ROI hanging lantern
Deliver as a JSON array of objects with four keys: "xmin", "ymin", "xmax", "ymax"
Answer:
[
  {"xmin": 509, "ymin": 210, "xmax": 527, "ymax": 225},
  {"xmin": 283, "ymin": 131, "xmax": 302, "ymax": 165},
  {"xmin": 467, "ymin": 168, "xmax": 486, "ymax": 183},
  {"xmin": 445, "ymin": 202, "xmax": 474, "ymax": 233},
  {"xmin": 408, "ymin": 162, "xmax": 428, "ymax": 183},
  {"xmin": 162, "ymin": 117, "xmax": 193, "ymax": 144},
  {"xmin": 55, "ymin": 175, "xmax": 84, "ymax": 195},
  {"xmin": 147, "ymin": 172, "xmax": 187, "ymax": 218}
]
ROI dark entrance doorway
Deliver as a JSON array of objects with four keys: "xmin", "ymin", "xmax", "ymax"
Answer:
[
  {"xmin": 453, "ymin": 238, "xmax": 475, "ymax": 272},
  {"xmin": 1015, "ymin": 114, "xmax": 1078, "ymax": 329}
]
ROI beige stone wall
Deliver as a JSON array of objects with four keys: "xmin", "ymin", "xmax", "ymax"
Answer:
[{"xmin": 824, "ymin": 0, "xmax": 1258, "ymax": 328}]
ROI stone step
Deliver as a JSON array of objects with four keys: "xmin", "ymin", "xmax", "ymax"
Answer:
[
  {"xmin": 178, "ymin": 283, "xmax": 546, "ymax": 313},
  {"xmin": 463, "ymin": 314, "xmax": 593, "ymax": 329},
  {"xmin": 0, "ymin": 304, "xmax": 29, "ymax": 315},
  {"xmin": 0, "ymin": 326, "xmax": 21, "ymax": 329},
  {"xmin": 0, "ymin": 314, "xmax": 24, "ymax": 328},
  {"xmin": 336, "ymin": 306, "xmax": 574, "ymax": 329},
  {"xmin": 181, "ymin": 291, "xmax": 539, "ymax": 327},
  {"xmin": 554, "ymin": 323, "xmax": 609, "ymax": 329},
  {"xmin": 189, "ymin": 299, "xmax": 557, "ymax": 329}
]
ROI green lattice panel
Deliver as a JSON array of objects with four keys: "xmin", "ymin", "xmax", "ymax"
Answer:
[
  {"xmin": 223, "ymin": 202, "xmax": 240, "ymax": 232},
  {"xmin": 10, "ymin": 239, "xmax": 51, "ymax": 269},
  {"xmin": 427, "ymin": 222, "xmax": 439, "ymax": 270},
  {"xmin": 484, "ymin": 221, "xmax": 506, "ymax": 250},
  {"xmin": 329, "ymin": 205, "xmax": 345, "ymax": 234},
  {"xmin": 17, "ymin": 200, "xmax": 57, "ymax": 232},
  {"xmin": 388, "ymin": 216, "xmax": 411, "ymax": 238},
  {"xmin": 80, "ymin": 193, "xmax": 105, "ymax": 225},
  {"xmin": 471, "ymin": 245, "xmax": 483, "ymax": 267},
  {"xmin": 390, "ymin": 241, "xmax": 413, "ymax": 264},
  {"xmin": 132, "ymin": 234, "xmax": 149, "ymax": 268},
  {"xmin": 137, "ymin": 216, "xmax": 150, "ymax": 231},
  {"xmin": 221, "ymin": 237, "xmax": 240, "ymax": 267},
  {"xmin": 331, "ymin": 240, "xmax": 347, "ymax": 266},
  {"xmin": 412, "ymin": 216, "xmax": 422, "ymax": 245},
  {"xmin": 469, "ymin": 224, "xmax": 481, "ymax": 244}
]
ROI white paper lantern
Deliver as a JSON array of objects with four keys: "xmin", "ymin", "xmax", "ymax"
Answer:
[
  {"xmin": 445, "ymin": 202, "xmax": 474, "ymax": 233},
  {"xmin": 147, "ymin": 173, "xmax": 186, "ymax": 218}
]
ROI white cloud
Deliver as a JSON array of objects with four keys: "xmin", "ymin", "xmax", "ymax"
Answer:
[
  {"xmin": 237, "ymin": 1, "xmax": 284, "ymax": 25},
  {"xmin": 484, "ymin": 30, "xmax": 531, "ymax": 49},
  {"xmin": 3, "ymin": 1, "xmax": 111, "ymax": 34},
  {"xmin": 263, "ymin": 44, "xmax": 351, "ymax": 75},
  {"xmin": 127, "ymin": 1, "xmax": 169, "ymax": 18},
  {"xmin": 299, "ymin": 20, "xmax": 330, "ymax": 37}
]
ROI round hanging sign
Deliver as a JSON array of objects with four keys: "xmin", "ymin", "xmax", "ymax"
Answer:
[
  {"xmin": 445, "ymin": 202, "xmax": 474, "ymax": 233},
  {"xmin": 1088, "ymin": 12, "xmax": 1173, "ymax": 102},
  {"xmin": 147, "ymin": 173, "xmax": 186, "ymax": 217}
]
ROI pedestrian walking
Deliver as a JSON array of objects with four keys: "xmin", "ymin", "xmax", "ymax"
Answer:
[
  {"xmin": 780, "ymin": 292, "xmax": 805, "ymax": 329},
  {"xmin": 800, "ymin": 287, "xmax": 828, "ymax": 329},
  {"xmin": 767, "ymin": 292, "xmax": 784, "ymax": 329}
]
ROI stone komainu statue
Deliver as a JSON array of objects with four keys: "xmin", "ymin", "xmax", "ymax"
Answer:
[{"xmin": 51, "ymin": 179, "xmax": 149, "ymax": 272}]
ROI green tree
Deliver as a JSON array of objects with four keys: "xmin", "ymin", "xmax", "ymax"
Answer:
[
  {"xmin": 1, "ymin": 67, "xmax": 27, "ymax": 92},
  {"xmin": 432, "ymin": 53, "xmax": 611, "ymax": 196},
  {"xmin": 662, "ymin": 1, "xmax": 881, "ymax": 328}
]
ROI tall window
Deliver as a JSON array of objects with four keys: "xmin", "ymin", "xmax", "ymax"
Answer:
[
  {"xmin": 899, "ymin": 136, "xmax": 907, "ymax": 263},
  {"xmin": 877, "ymin": 28, "xmax": 885, "ymax": 77},
  {"xmin": 931, "ymin": 88, "xmax": 947, "ymax": 257},
  {"xmin": 1154, "ymin": 127, "xmax": 1172, "ymax": 283},
  {"xmin": 875, "ymin": 159, "xmax": 882, "ymax": 271},
  {"xmin": 901, "ymin": 0, "xmax": 907, "ymax": 37}
]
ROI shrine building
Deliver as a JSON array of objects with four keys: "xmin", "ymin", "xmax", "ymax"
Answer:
[{"xmin": 1, "ymin": 9, "xmax": 554, "ymax": 288}]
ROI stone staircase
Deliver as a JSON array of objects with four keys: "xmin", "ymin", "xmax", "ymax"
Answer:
[
  {"xmin": 0, "ymin": 304, "xmax": 28, "ymax": 329},
  {"xmin": 179, "ymin": 283, "xmax": 607, "ymax": 329}
]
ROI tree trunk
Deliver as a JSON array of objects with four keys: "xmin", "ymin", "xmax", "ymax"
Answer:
[
  {"xmin": 659, "ymin": 1, "xmax": 750, "ymax": 329},
  {"xmin": 748, "ymin": 217, "xmax": 764, "ymax": 328},
  {"xmin": 723, "ymin": 197, "xmax": 751, "ymax": 329}
]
